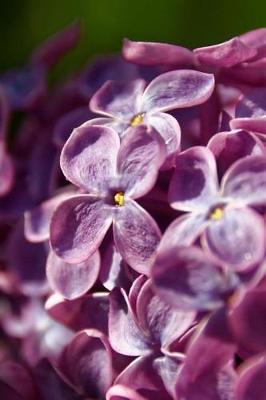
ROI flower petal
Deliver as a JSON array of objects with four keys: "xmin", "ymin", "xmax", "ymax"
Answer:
[
  {"xmin": 168, "ymin": 146, "xmax": 219, "ymax": 212},
  {"xmin": 194, "ymin": 37, "xmax": 257, "ymax": 67},
  {"xmin": 58, "ymin": 330, "xmax": 113, "ymax": 399},
  {"xmin": 147, "ymin": 112, "xmax": 181, "ymax": 169},
  {"xmin": 89, "ymin": 79, "xmax": 146, "ymax": 119},
  {"xmin": 229, "ymin": 289, "xmax": 266, "ymax": 357},
  {"xmin": 152, "ymin": 246, "xmax": 234, "ymax": 311},
  {"xmin": 24, "ymin": 190, "xmax": 75, "ymax": 243},
  {"xmin": 235, "ymin": 356, "xmax": 266, "ymax": 400},
  {"xmin": 109, "ymin": 288, "xmax": 151, "ymax": 356},
  {"xmin": 208, "ymin": 129, "xmax": 265, "ymax": 177},
  {"xmin": 31, "ymin": 22, "xmax": 81, "ymax": 69},
  {"xmin": 46, "ymin": 250, "xmax": 100, "ymax": 300},
  {"xmin": 203, "ymin": 207, "xmax": 265, "ymax": 271},
  {"xmin": 142, "ymin": 70, "xmax": 215, "ymax": 113},
  {"xmin": 136, "ymin": 280, "xmax": 195, "ymax": 347},
  {"xmin": 61, "ymin": 124, "xmax": 120, "ymax": 192},
  {"xmin": 50, "ymin": 195, "xmax": 112, "ymax": 263},
  {"xmin": 117, "ymin": 124, "xmax": 166, "ymax": 198},
  {"xmin": 222, "ymin": 156, "xmax": 266, "ymax": 206},
  {"xmin": 107, "ymin": 384, "xmax": 148, "ymax": 400},
  {"xmin": 122, "ymin": 38, "xmax": 195, "ymax": 66},
  {"xmin": 113, "ymin": 200, "xmax": 161, "ymax": 274}
]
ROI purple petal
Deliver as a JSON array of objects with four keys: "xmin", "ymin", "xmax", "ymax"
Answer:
[
  {"xmin": 61, "ymin": 124, "xmax": 120, "ymax": 192},
  {"xmin": 107, "ymin": 384, "xmax": 148, "ymax": 400},
  {"xmin": 168, "ymin": 146, "xmax": 219, "ymax": 212},
  {"xmin": 89, "ymin": 79, "xmax": 145, "ymax": 119},
  {"xmin": 235, "ymin": 87, "xmax": 266, "ymax": 118},
  {"xmin": 46, "ymin": 250, "xmax": 100, "ymax": 300},
  {"xmin": 116, "ymin": 354, "xmax": 173, "ymax": 400},
  {"xmin": 222, "ymin": 156, "xmax": 266, "ymax": 206},
  {"xmin": 208, "ymin": 129, "xmax": 265, "ymax": 177},
  {"xmin": 109, "ymin": 288, "xmax": 151, "ymax": 356},
  {"xmin": 240, "ymin": 28, "xmax": 266, "ymax": 54},
  {"xmin": 58, "ymin": 330, "xmax": 113, "ymax": 398},
  {"xmin": 46, "ymin": 292, "xmax": 109, "ymax": 335},
  {"xmin": 0, "ymin": 360, "xmax": 36, "ymax": 400},
  {"xmin": 152, "ymin": 245, "xmax": 234, "ymax": 311},
  {"xmin": 50, "ymin": 195, "xmax": 112, "ymax": 263},
  {"xmin": 230, "ymin": 116, "xmax": 266, "ymax": 134},
  {"xmin": 24, "ymin": 189, "xmax": 75, "ymax": 243},
  {"xmin": 122, "ymin": 38, "xmax": 195, "ymax": 66},
  {"xmin": 176, "ymin": 309, "xmax": 236, "ymax": 400},
  {"xmin": 229, "ymin": 289, "xmax": 266, "ymax": 356},
  {"xmin": 136, "ymin": 280, "xmax": 195, "ymax": 347},
  {"xmin": 118, "ymin": 124, "xmax": 166, "ymax": 198},
  {"xmin": 0, "ymin": 144, "xmax": 14, "ymax": 197},
  {"xmin": 194, "ymin": 37, "xmax": 257, "ymax": 67},
  {"xmin": 203, "ymin": 207, "xmax": 265, "ymax": 271},
  {"xmin": 113, "ymin": 200, "xmax": 161, "ymax": 274},
  {"xmin": 235, "ymin": 356, "xmax": 266, "ymax": 400},
  {"xmin": 0, "ymin": 86, "xmax": 9, "ymax": 138},
  {"xmin": 100, "ymin": 242, "xmax": 136, "ymax": 291},
  {"xmin": 31, "ymin": 22, "xmax": 81, "ymax": 69},
  {"xmin": 147, "ymin": 112, "xmax": 181, "ymax": 169},
  {"xmin": 142, "ymin": 70, "xmax": 215, "ymax": 113}
]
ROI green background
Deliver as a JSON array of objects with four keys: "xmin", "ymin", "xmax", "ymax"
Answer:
[{"xmin": 1, "ymin": 0, "xmax": 266, "ymax": 78}]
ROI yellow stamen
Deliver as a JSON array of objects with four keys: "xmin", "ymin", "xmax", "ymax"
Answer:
[
  {"xmin": 209, "ymin": 207, "xmax": 224, "ymax": 221},
  {"xmin": 114, "ymin": 192, "xmax": 125, "ymax": 207},
  {"xmin": 130, "ymin": 113, "xmax": 145, "ymax": 127}
]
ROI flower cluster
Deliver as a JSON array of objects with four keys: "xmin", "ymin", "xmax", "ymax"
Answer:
[{"xmin": 1, "ymin": 22, "xmax": 266, "ymax": 400}]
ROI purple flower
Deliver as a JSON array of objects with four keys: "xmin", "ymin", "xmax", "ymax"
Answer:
[
  {"xmin": 235, "ymin": 354, "xmax": 266, "ymax": 400},
  {"xmin": 167, "ymin": 147, "xmax": 266, "ymax": 270},
  {"xmin": 89, "ymin": 70, "xmax": 214, "ymax": 167},
  {"xmin": 50, "ymin": 123, "xmax": 165, "ymax": 273}
]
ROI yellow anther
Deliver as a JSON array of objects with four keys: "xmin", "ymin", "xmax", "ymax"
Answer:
[
  {"xmin": 130, "ymin": 113, "xmax": 145, "ymax": 127},
  {"xmin": 114, "ymin": 192, "xmax": 125, "ymax": 207},
  {"xmin": 209, "ymin": 207, "xmax": 224, "ymax": 221}
]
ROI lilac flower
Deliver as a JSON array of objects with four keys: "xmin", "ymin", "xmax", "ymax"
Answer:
[
  {"xmin": 167, "ymin": 147, "xmax": 266, "ymax": 270},
  {"xmin": 50, "ymin": 123, "xmax": 165, "ymax": 273},
  {"xmin": 89, "ymin": 70, "xmax": 214, "ymax": 167},
  {"xmin": 235, "ymin": 354, "xmax": 266, "ymax": 400},
  {"xmin": 108, "ymin": 278, "xmax": 195, "ymax": 398}
]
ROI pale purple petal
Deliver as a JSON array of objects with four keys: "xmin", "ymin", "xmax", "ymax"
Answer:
[
  {"xmin": 230, "ymin": 116, "xmax": 266, "ymax": 134},
  {"xmin": 142, "ymin": 70, "xmax": 215, "ymax": 113},
  {"xmin": 58, "ymin": 330, "xmax": 113, "ymax": 398},
  {"xmin": 107, "ymin": 384, "xmax": 148, "ymax": 400},
  {"xmin": 136, "ymin": 280, "xmax": 195, "ymax": 347},
  {"xmin": 152, "ymin": 246, "xmax": 234, "ymax": 310},
  {"xmin": 203, "ymin": 207, "xmax": 265, "ymax": 271},
  {"xmin": 122, "ymin": 38, "xmax": 195, "ymax": 66},
  {"xmin": 194, "ymin": 37, "xmax": 257, "ymax": 67},
  {"xmin": 60, "ymin": 124, "xmax": 120, "ymax": 192},
  {"xmin": 117, "ymin": 124, "xmax": 166, "ymax": 198},
  {"xmin": 235, "ymin": 87, "xmax": 266, "ymax": 118},
  {"xmin": 208, "ymin": 129, "xmax": 265, "ymax": 177},
  {"xmin": 222, "ymin": 156, "xmax": 266, "ymax": 206},
  {"xmin": 50, "ymin": 195, "xmax": 112, "ymax": 263},
  {"xmin": 147, "ymin": 112, "xmax": 181, "ymax": 169},
  {"xmin": 46, "ymin": 250, "xmax": 100, "ymax": 300},
  {"xmin": 235, "ymin": 356, "xmax": 266, "ymax": 400},
  {"xmin": 24, "ymin": 190, "xmax": 75, "ymax": 243},
  {"xmin": 116, "ymin": 354, "xmax": 172, "ymax": 400},
  {"xmin": 109, "ymin": 288, "xmax": 151, "ymax": 356},
  {"xmin": 31, "ymin": 22, "xmax": 81, "ymax": 69},
  {"xmin": 168, "ymin": 146, "xmax": 219, "ymax": 212},
  {"xmin": 89, "ymin": 79, "xmax": 146, "ymax": 119},
  {"xmin": 113, "ymin": 200, "xmax": 161, "ymax": 274}
]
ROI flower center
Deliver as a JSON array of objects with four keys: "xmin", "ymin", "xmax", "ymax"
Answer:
[
  {"xmin": 209, "ymin": 206, "xmax": 224, "ymax": 221},
  {"xmin": 130, "ymin": 112, "xmax": 145, "ymax": 127},
  {"xmin": 114, "ymin": 191, "xmax": 125, "ymax": 207}
]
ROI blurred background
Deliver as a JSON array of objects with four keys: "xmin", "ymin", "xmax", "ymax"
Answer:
[{"xmin": 1, "ymin": 0, "xmax": 266, "ymax": 79}]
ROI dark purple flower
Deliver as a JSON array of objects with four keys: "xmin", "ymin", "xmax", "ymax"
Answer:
[
  {"xmin": 168, "ymin": 147, "xmax": 266, "ymax": 270},
  {"xmin": 50, "ymin": 124, "xmax": 165, "ymax": 273},
  {"xmin": 89, "ymin": 70, "xmax": 214, "ymax": 167}
]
